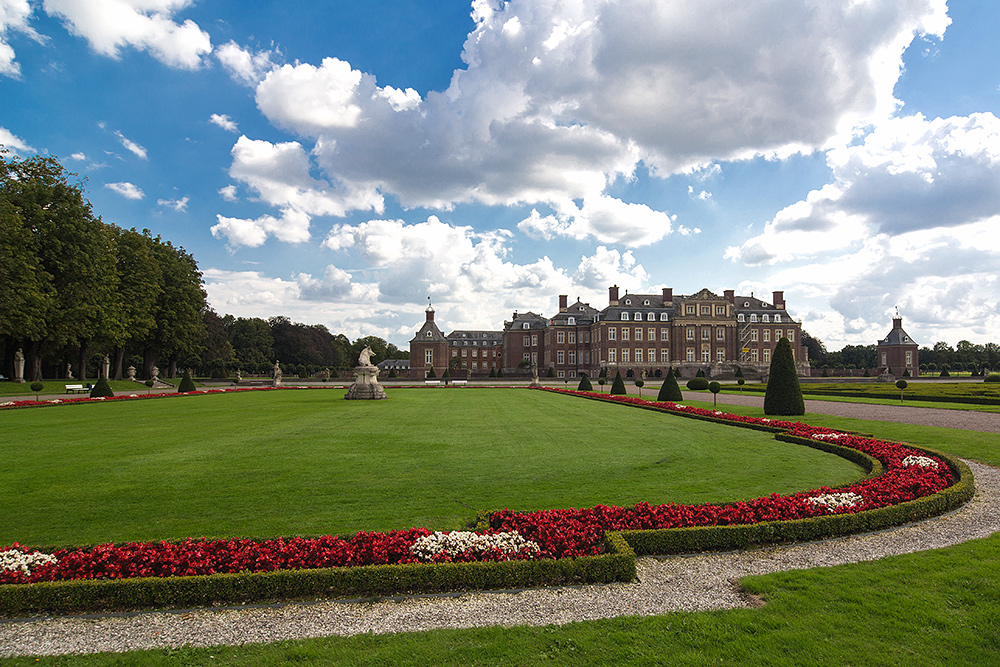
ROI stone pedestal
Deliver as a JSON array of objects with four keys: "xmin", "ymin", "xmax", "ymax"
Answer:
[{"xmin": 345, "ymin": 365, "xmax": 388, "ymax": 400}]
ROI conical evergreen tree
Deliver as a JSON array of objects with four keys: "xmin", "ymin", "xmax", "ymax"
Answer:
[
  {"xmin": 656, "ymin": 368, "xmax": 683, "ymax": 402},
  {"xmin": 577, "ymin": 373, "xmax": 593, "ymax": 391},
  {"xmin": 177, "ymin": 369, "xmax": 197, "ymax": 393},
  {"xmin": 426, "ymin": 367, "xmax": 436, "ymax": 379},
  {"xmin": 610, "ymin": 370, "xmax": 627, "ymax": 395},
  {"xmin": 547, "ymin": 366, "xmax": 556, "ymax": 377},
  {"xmin": 89, "ymin": 377, "xmax": 114, "ymax": 398},
  {"xmin": 488, "ymin": 367, "xmax": 497, "ymax": 378},
  {"xmin": 763, "ymin": 337, "xmax": 805, "ymax": 415}
]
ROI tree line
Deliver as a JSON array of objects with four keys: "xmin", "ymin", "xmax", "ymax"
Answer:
[
  {"xmin": 803, "ymin": 332, "xmax": 1000, "ymax": 373},
  {"xmin": 1, "ymin": 152, "xmax": 405, "ymax": 382}
]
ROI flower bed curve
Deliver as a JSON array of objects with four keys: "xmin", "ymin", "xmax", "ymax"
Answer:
[{"xmin": 0, "ymin": 386, "xmax": 974, "ymax": 614}]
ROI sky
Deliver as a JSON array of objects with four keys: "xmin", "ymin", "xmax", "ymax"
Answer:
[{"xmin": 2, "ymin": 0, "xmax": 999, "ymax": 352}]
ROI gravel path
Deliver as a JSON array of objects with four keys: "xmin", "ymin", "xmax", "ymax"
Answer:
[
  {"xmin": 3, "ymin": 458, "xmax": 998, "ymax": 658},
  {"xmin": 681, "ymin": 391, "xmax": 1000, "ymax": 434}
]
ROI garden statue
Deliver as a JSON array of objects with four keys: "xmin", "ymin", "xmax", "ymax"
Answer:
[
  {"xmin": 530, "ymin": 361, "xmax": 541, "ymax": 387},
  {"xmin": 102, "ymin": 355, "xmax": 110, "ymax": 380},
  {"xmin": 14, "ymin": 348, "xmax": 24, "ymax": 383},
  {"xmin": 358, "ymin": 345, "xmax": 375, "ymax": 367},
  {"xmin": 151, "ymin": 366, "xmax": 160, "ymax": 381},
  {"xmin": 126, "ymin": 366, "xmax": 136, "ymax": 380},
  {"xmin": 66, "ymin": 362, "xmax": 74, "ymax": 380},
  {"xmin": 235, "ymin": 369, "xmax": 242, "ymax": 382},
  {"xmin": 345, "ymin": 345, "xmax": 387, "ymax": 400},
  {"xmin": 272, "ymin": 360, "xmax": 282, "ymax": 387}
]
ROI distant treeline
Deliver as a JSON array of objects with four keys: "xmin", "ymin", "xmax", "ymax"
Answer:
[{"xmin": 802, "ymin": 333, "xmax": 1000, "ymax": 372}]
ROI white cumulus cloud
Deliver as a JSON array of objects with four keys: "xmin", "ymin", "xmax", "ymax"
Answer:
[
  {"xmin": 0, "ymin": 125, "xmax": 34, "ymax": 153},
  {"xmin": 42, "ymin": 0, "xmax": 211, "ymax": 69},
  {"xmin": 209, "ymin": 113, "xmax": 238, "ymax": 133},
  {"xmin": 105, "ymin": 181, "xmax": 145, "ymax": 199},
  {"xmin": 114, "ymin": 130, "xmax": 147, "ymax": 159}
]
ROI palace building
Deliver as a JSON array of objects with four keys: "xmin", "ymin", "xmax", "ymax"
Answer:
[{"xmin": 409, "ymin": 286, "xmax": 809, "ymax": 380}]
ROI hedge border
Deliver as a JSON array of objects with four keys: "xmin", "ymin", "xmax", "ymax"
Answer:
[{"xmin": 0, "ymin": 534, "xmax": 635, "ymax": 617}]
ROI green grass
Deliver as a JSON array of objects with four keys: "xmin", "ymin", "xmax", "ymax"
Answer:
[
  {"xmin": 4, "ymin": 392, "xmax": 1000, "ymax": 665},
  {"xmin": 0, "ymin": 388, "xmax": 863, "ymax": 547}
]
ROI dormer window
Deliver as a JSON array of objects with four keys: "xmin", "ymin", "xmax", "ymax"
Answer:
[
  {"xmin": 774, "ymin": 315, "xmax": 781, "ymax": 323},
  {"xmin": 738, "ymin": 314, "xmax": 745, "ymax": 322},
  {"xmin": 426, "ymin": 331, "xmax": 432, "ymax": 338},
  {"xmin": 643, "ymin": 299, "xmax": 650, "ymax": 306},
  {"xmin": 568, "ymin": 316, "xmax": 576, "ymax": 325},
  {"xmin": 634, "ymin": 312, "xmax": 641, "ymax": 320},
  {"xmin": 647, "ymin": 313, "xmax": 655, "ymax": 321},
  {"xmin": 621, "ymin": 312, "xmax": 630, "ymax": 320},
  {"xmin": 522, "ymin": 322, "xmax": 530, "ymax": 329},
  {"xmin": 744, "ymin": 301, "xmax": 750, "ymax": 307},
  {"xmin": 624, "ymin": 298, "xmax": 632, "ymax": 305},
  {"xmin": 762, "ymin": 314, "xmax": 770, "ymax": 322},
  {"xmin": 750, "ymin": 314, "xmax": 758, "ymax": 322},
  {"xmin": 660, "ymin": 313, "xmax": 668, "ymax": 321}
]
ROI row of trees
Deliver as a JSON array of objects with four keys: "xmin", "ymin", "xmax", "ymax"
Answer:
[
  {"xmin": 804, "ymin": 333, "xmax": 1000, "ymax": 372},
  {"xmin": 1, "ymin": 153, "xmax": 206, "ymax": 382}
]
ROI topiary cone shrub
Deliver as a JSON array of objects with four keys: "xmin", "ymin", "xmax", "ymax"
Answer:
[
  {"xmin": 30, "ymin": 382, "xmax": 44, "ymax": 400},
  {"xmin": 547, "ymin": 366, "xmax": 556, "ymax": 378},
  {"xmin": 763, "ymin": 337, "xmax": 804, "ymax": 416},
  {"xmin": 657, "ymin": 369, "xmax": 683, "ymax": 401},
  {"xmin": 577, "ymin": 373, "xmax": 593, "ymax": 391},
  {"xmin": 177, "ymin": 370, "xmax": 197, "ymax": 393},
  {"xmin": 89, "ymin": 377, "xmax": 114, "ymax": 398},
  {"xmin": 426, "ymin": 367, "xmax": 436, "ymax": 379},
  {"xmin": 610, "ymin": 371, "xmax": 627, "ymax": 395}
]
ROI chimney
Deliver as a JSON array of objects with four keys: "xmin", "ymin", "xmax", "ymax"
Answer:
[
  {"xmin": 662, "ymin": 287, "xmax": 673, "ymax": 304},
  {"xmin": 425, "ymin": 306, "xmax": 435, "ymax": 322},
  {"xmin": 609, "ymin": 285, "xmax": 620, "ymax": 306},
  {"xmin": 724, "ymin": 289, "xmax": 735, "ymax": 304},
  {"xmin": 559, "ymin": 295, "xmax": 568, "ymax": 312},
  {"xmin": 772, "ymin": 291, "xmax": 785, "ymax": 310},
  {"xmin": 893, "ymin": 316, "xmax": 903, "ymax": 329}
]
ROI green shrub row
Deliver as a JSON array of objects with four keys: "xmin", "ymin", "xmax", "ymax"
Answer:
[
  {"xmin": 0, "ymin": 535, "xmax": 636, "ymax": 617},
  {"xmin": 620, "ymin": 446, "xmax": 972, "ymax": 556}
]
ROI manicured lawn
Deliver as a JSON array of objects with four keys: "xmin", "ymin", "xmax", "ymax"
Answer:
[
  {"xmin": 727, "ymin": 380, "xmax": 1000, "ymax": 412},
  {"xmin": 0, "ymin": 388, "xmax": 863, "ymax": 547},
  {"xmin": 5, "ymin": 393, "xmax": 1000, "ymax": 665}
]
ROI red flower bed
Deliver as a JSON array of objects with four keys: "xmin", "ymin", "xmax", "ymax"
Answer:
[{"xmin": 0, "ymin": 387, "xmax": 958, "ymax": 585}]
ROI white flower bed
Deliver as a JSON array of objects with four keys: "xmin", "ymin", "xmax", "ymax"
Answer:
[
  {"xmin": 811, "ymin": 433, "xmax": 843, "ymax": 440},
  {"xmin": 1, "ymin": 548, "xmax": 57, "ymax": 575},
  {"xmin": 902, "ymin": 455, "xmax": 940, "ymax": 469},
  {"xmin": 806, "ymin": 492, "xmax": 865, "ymax": 511},
  {"xmin": 410, "ymin": 530, "xmax": 540, "ymax": 561}
]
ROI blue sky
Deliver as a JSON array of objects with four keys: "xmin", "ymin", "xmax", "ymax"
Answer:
[{"xmin": 2, "ymin": 1, "xmax": 999, "ymax": 351}]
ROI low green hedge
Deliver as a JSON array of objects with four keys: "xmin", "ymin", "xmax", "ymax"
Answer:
[
  {"xmin": 0, "ymin": 534, "xmax": 636, "ymax": 617},
  {"xmin": 620, "ymin": 445, "xmax": 972, "ymax": 556}
]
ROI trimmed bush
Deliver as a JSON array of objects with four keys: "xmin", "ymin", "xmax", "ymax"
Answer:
[
  {"xmin": 657, "ymin": 370, "xmax": 683, "ymax": 402},
  {"xmin": 488, "ymin": 367, "xmax": 496, "ymax": 378},
  {"xmin": 695, "ymin": 368, "xmax": 705, "ymax": 377},
  {"xmin": 546, "ymin": 366, "xmax": 556, "ymax": 378},
  {"xmin": 940, "ymin": 369, "xmax": 950, "ymax": 378},
  {"xmin": 734, "ymin": 366, "xmax": 744, "ymax": 379},
  {"xmin": 89, "ymin": 377, "xmax": 114, "ymax": 398},
  {"xmin": 30, "ymin": 382, "xmax": 44, "ymax": 400},
  {"xmin": 177, "ymin": 370, "xmax": 197, "ymax": 393},
  {"xmin": 763, "ymin": 337, "xmax": 804, "ymax": 416},
  {"xmin": 985, "ymin": 374, "xmax": 1000, "ymax": 383},
  {"xmin": 686, "ymin": 377, "xmax": 709, "ymax": 391},
  {"xmin": 577, "ymin": 373, "xmax": 593, "ymax": 391},
  {"xmin": 610, "ymin": 371, "xmax": 627, "ymax": 395},
  {"xmin": 426, "ymin": 367, "xmax": 436, "ymax": 379}
]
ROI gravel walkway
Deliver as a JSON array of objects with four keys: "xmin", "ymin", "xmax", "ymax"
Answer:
[
  {"xmin": 681, "ymin": 391, "xmax": 1000, "ymax": 434},
  {"xmin": 3, "ymin": 458, "xmax": 998, "ymax": 658}
]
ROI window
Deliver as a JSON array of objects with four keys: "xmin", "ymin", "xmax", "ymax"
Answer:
[
  {"xmin": 621, "ymin": 349, "xmax": 630, "ymax": 363},
  {"xmin": 461, "ymin": 349, "xmax": 467, "ymax": 357},
  {"xmin": 661, "ymin": 329, "xmax": 669, "ymax": 341},
  {"xmin": 609, "ymin": 348, "xmax": 617, "ymax": 363},
  {"xmin": 569, "ymin": 371, "xmax": 576, "ymax": 378},
  {"xmin": 751, "ymin": 329, "xmax": 759, "ymax": 342},
  {"xmin": 647, "ymin": 312, "xmax": 655, "ymax": 321},
  {"xmin": 635, "ymin": 328, "xmax": 643, "ymax": 341},
  {"xmin": 425, "ymin": 350, "xmax": 433, "ymax": 365},
  {"xmin": 584, "ymin": 331, "xmax": 590, "ymax": 343},
  {"xmin": 557, "ymin": 350, "xmax": 565, "ymax": 364},
  {"xmin": 661, "ymin": 349, "xmax": 670, "ymax": 363},
  {"xmin": 558, "ymin": 370, "xmax": 565, "ymax": 378},
  {"xmin": 882, "ymin": 352, "xmax": 887, "ymax": 365},
  {"xmin": 568, "ymin": 316, "xmax": 576, "ymax": 325},
  {"xmin": 426, "ymin": 331, "xmax": 433, "ymax": 338},
  {"xmin": 523, "ymin": 353, "xmax": 530, "ymax": 361},
  {"xmin": 452, "ymin": 349, "xmax": 458, "ymax": 358},
  {"xmin": 523, "ymin": 322, "xmax": 530, "ymax": 329},
  {"xmin": 624, "ymin": 298, "xmax": 632, "ymax": 305},
  {"xmin": 763, "ymin": 348, "xmax": 771, "ymax": 363},
  {"xmin": 906, "ymin": 351, "xmax": 913, "ymax": 366},
  {"xmin": 716, "ymin": 306, "xmax": 726, "ymax": 315},
  {"xmin": 717, "ymin": 348, "xmax": 725, "ymax": 362},
  {"xmin": 738, "ymin": 314, "xmax": 745, "ymax": 322},
  {"xmin": 557, "ymin": 331, "xmax": 565, "ymax": 344},
  {"xmin": 774, "ymin": 315, "xmax": 782, "ymax": 323},
  {"xmin": 531, "ymin": 335, "xmax": 538, "ymax": 346},
  {"xmin": 702, "ymin": 306, "xmax": 711, "ymax": 315},
  {"xmin": 763, "ymin": 329, "xmax": 770, "ymax": 342},
  {"xmin": 621, "ymin": 312, "xmax": 630, "ymax": 320},
  {"xmin": 751, "ymin": 349, "xmax": 759, "ymax": 363},
  {"xmin": 609, "ymin": 328, "xmax": 617, "ymax": 341},
  {"xmin": 660, "ymin": 313, "xmax": 669, "ymax": 321},
  {"xmin": 472, "ymin": 362, "xmax": 477, "ymax": 370},
  {"xmin": 634, "ymin": 312, "xmax": 642, "ymax": 321},
  {"xmin": 523, "ymin": 335, "xmax": 530, "ymax": 346},
  {"xmin": 648, "ymin": 348, "xmax": 655, "ymax": 363},
  {"xmin": 686, "ymin": 348, "xmax": 695, "ymax": 362},
  {"xmin": 472, "ymin": 349, "xmax": 478, "ymax": 357},
  {"xmin": 568, "ymin": 351, "xmax": 576, "ymax": 364},
  {"xmin": 622, "ymin": 328, "xmax": 630, "ymax": 341},
  {"xmin": 717, "ymin": 327, "xmax": 725, "ymax": 340},
  {"xmin": 750, "ymin": 314, "xmax": 758, "ymax": 322},
  {"xmin": 762, "ymin": 314, "xmax": 770, "ymax": 323},
  {"xmin": 687, "ymin": 327, "xmax": 695, "ymax": 340},
  {"xmin": 701, "ymin": 349, "xmax": 710, "ymax": 362},
  {"xmin": 686, "ymin": 305, "xmax": 695, "ymax": 314},
  {"xmin": 702, "ymin": 328, "xmax": 710, "ymax": 340},
  {"xmin": 568, "ymin": 332, "xmax": 576, "ymax": 344},
  {"xmin": 643, "ymin": 299, "xmax": 650, "ymax": 305},
  {"xmin": 635, "ymin": 349, "xmax": 643, "ymax": 363},
  {"xmin": 648, "ymin": 328, "xmax": 655, "ymax": 340}
]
